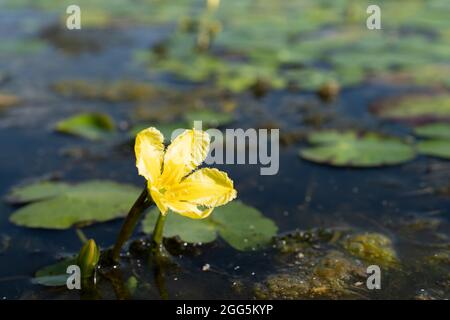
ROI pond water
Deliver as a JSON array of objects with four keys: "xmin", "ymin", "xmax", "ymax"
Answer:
[{"xmin": 0, "ymin": 1, "xmax": 449, "ymax": 300}]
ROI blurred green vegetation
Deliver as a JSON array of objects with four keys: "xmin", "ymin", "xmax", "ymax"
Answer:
[{"xmin": 4, "ymin": 0, "xmax": 450, "ymax": 92}]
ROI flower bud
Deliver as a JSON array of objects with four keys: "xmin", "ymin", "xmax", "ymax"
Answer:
[{"xmin": 77, "ymin": 239, "xmax": 100, "ymax": 278}]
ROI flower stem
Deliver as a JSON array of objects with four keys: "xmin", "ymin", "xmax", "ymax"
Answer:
[
  {"xmin": 151, "ymin": 211, "xmax": 167, "ymax": 255},
  {"xmin": 111, "ymin": 186, "xmax": 151, "ymax": 263}
]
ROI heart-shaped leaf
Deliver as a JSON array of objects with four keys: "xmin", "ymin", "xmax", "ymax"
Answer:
[
  {"xmin": 142, "ymin": 201, "xmax": 278, "ymax": 251},
  {"xmin": 8, "ymin": 180, "xmax": 140, "ymax": 229},
  {"xmin": 299, "ymin": 130, "xmax": 416, "ymax": 167},
  {"xmin": 7, "ymin": 181, "xmax": 71, "ymax": 204}
]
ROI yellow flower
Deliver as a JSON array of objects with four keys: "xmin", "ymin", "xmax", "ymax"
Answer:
[{"xmin": 135, "ymin": 127, "xmax": 237, "ymax": 219}]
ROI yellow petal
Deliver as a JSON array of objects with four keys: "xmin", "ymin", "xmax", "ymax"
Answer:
[
  {"xmin": 166, "ymin": 200, "xmax": 214, "ymax": 219},
  {"xmin": 159, "ymin": 129, "xmax": 210, "ymax": 187},
  {"xmin": 149, "ymin": 183, "xmax": 168, "ymax": 215},
  {"xmin": 166, "ymin": 168, "xmax": 237, "ymax": 208},
  {"xmin": 181, "ymin": 207, "xmax": 214, "ymax": 219},
  {"xmin": 135, "ymin": 127, "xmax": 165, "ymax": 185}
]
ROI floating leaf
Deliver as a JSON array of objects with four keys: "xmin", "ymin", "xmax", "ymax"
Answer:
[
  {"xmin": 55, "ymin": 112, "xmax": 116, "ymax": 140},
  {"xmin": 52, "ymin": 80, "xmax": 157, "ymax": 102},
  {"xmin": 143, "ymin": 211, "xmax": 216, "ymax": 244},
  {"xmin": 414, "ymin": 123, "xmax": 450, "ymax": 140},
  {"xmin": 217, "ymin": 64, "xmax": 285, "ymax": 93},
  {"xmin": 372, "ymin": 94, "xmax": 450, "ymax": 123},
  {"xmin": 33, "ymin": 257, "xmax": 76, "ymax": 286},
  {"xmin": 417, "ymin": 140, "xmax": 450, "ymax": 160},
  {"xmin": 153, "ymin": 53, "xmax": 225, "ymax": 82},
  {"xmin": 285, "ymin": 69, "xmax": 338, "ymax": 91},
  {"xmin": 7, "ymin": 181, "xmax": 71, "ymax": 204},
  {"xmin": 413, "ymin": 123, "xmax": 450, "ymax": 159},
  {"xmin": 142, "ymin": 201, "xmax": 278, "ymax": 251},
  {"xmin": 184, "ymin": 110, "xmax": 233, "ymax": 127},
  {"xmin": 398, "ymin": 64, "xmax": 450, "ymax": 88},
  {"xmin": 9, "ymin": 180, "xmax": 140, "ymax": 229},
  {"xmin": 299, "ymin": 131, "xmax": 416, "ymax": 167}
]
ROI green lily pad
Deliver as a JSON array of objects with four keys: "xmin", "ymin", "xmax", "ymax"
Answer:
[
  {"xmin": 400, "ymin": 64, "xmax": 450, "ymax": 88},
  {"xmin": 285, "ymin": 69, "xmax": 338, "ymax": 91},
  {"xmin": 144, "ymin": 210, "xmax": 217, "ymax": 244},
  {"xmin": 184, "ymin": 110, "xmax": 233, "ymax": 128},
  {"xmin": 299, "ymin": 131, "xmax": 416, "ymax": 167},
  {"xmin": 142, "ymin": 201, "xmax": 278, "ymax": 251},
  {"xmin": 216, "ymin": 64, "xmax": 285, "ymax": 93},
  {"xmin": 414, "ymin": 122, "xmax": 450, "ymax": 159},
  {"xmin": 55, "ymin": 113, "xmax": 116, "ymax": 141},
  {"xmin": 33, "ymin": 257, "xmax": 76, "ymax": 286},
  {"xmin": 153, "ymin": 53, "xmax": 225, "ymax": 82},
  {"xmin": 417, "ymin": 140, "xmax": 450, "ymax": 159},
  {"xmin": 414, "ymin": 123, "xmax": 450, "ymax": 140},
  {"xmin": 6, "ymin": 181, "xmax": 71, "ymax": 203},
  {"xmin": 372, "ymin": 94, "xmax": 450, "ymax": 123},
  {"xmin": 9, "ymin": 180, "xmax": 141, "ymax": 229}
]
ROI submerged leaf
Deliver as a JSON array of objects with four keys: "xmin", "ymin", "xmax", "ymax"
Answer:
[
  {"xmin": 299, "ymin": 131, "xmax": 416, "ymax": 167},
  {"xmin": 142, "ymin": 201, "xmax": 277, "ymax": 251},
  {"xmin": 9, "ymin": 180, "xmax": 140, "ymax": 229},
  {"xmin": 342, "ymin": 233, "xmax": 398, "ymax": 269},
  {"xmin": 55, "ymin": 113, "xmax": 116, "ymax": 140}
]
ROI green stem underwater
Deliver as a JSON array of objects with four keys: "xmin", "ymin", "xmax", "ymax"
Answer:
[{"xmin": 111, "ymin": 186, "xmax": 151, "ymax": 263}]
